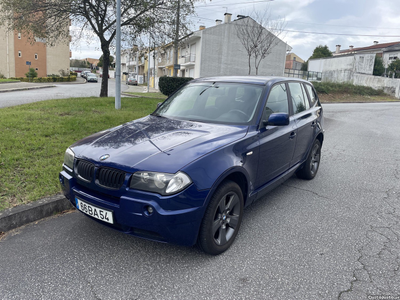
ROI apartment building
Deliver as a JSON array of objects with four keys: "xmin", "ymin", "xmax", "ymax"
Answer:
[{"xmin": 0, "ymin": 25, "xmax": 70, "ymax": 78}]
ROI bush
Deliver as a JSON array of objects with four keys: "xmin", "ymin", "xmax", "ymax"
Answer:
[
  {"xmin": 158, "ymin": 76, "xmax": 193, "ymax": 96},
  {"xmin": 25, "ymin": 68, "xmax": 38, "ymax": 79},
  {"xmin": 312, "ymin": 82, "xmax": 385, "ymax": 96}
]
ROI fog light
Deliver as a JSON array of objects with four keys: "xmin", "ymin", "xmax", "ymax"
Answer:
[{"xmin": 147, "ymin": 206, "xmax": 154, "ymax": 214}]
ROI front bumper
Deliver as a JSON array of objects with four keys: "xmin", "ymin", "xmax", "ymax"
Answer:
[{"xmin": 59, "ymin": 170, "xmax": 209, "ymax": 246}]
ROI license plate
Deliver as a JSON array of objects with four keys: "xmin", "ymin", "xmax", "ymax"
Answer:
[{"xmin": 75, "ymin": 197, "xmax": 114, "ymax": 224}]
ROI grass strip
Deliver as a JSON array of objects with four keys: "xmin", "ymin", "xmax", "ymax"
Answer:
[{"xmin": 0, "ymin": 96, "xmax": 159, "ymax": 210}]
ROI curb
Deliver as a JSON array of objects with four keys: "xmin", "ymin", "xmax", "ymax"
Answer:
[
  {"xmin": 0, "ymin": 85, "xmax": 55, "ymax": 93},
  {"xmin": 0, "ymin": 194, "xmax": 74, "ymax": 232}
]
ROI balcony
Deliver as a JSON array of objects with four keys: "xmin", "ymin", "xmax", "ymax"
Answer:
[{"xmin": 181, "ymin": 54, "xmax": 196, "ymax": 67}]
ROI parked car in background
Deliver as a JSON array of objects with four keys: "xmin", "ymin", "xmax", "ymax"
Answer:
[
  {"xmin": 87, "ymin": 74, "xmax": 98, "ymax": 83},
  {"xmin": 59, "ymin": 76, "xmax": 324, "ymax": 255},
  {"xmin": 81, "ymin": 71, "xmax": 91, "ymax": 79},
  {"xmin": 126, "ymin": 76, "xmax": 138, "ymax": 85}
]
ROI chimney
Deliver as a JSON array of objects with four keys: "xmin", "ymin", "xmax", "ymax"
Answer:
[
  {"xmin": 199, "ymin": 25, "xmax": 206, "ymax": 30},
  {"xmin": 374, "ymin": 41, "xmax": 379, "ymax": 45},
  {"xmin": 335, "ymin": 45, "xmax": 341, "ymax": 54},
  {"xmin": 216, "ymin": 19, "xmax": 222, "ymax": 25},
  {"xmin": 237, "ymin": 15, "xmax": 246, "ymax": 19},
  {"xmin": 224, "ymin": 13, "xmax": 232, "ymax": 23},
  {"xmin": 349, "ymin": 45, "xmax": 354, "ymax": 50}
]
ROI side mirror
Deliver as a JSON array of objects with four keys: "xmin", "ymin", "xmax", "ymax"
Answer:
[{"xmin": 265, "ymin": 113, "xmax": 289, "ymax": 126}]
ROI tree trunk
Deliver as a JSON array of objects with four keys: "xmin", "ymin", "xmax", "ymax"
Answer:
[
  {"xmin": 100, "ymin": 43, "xmax": 110, "ymax": 97},
  {"xmin": 248, "ymin": 55, "xmax": 251, "ymax": 75}
]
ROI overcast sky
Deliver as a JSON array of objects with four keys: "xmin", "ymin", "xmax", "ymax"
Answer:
[{"xmin": 71, "ymin": 0, "xmax": 400, "ymax": 62}]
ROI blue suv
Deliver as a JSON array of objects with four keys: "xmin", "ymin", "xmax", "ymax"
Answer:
[{"xmin": 59, "ymin": 76, "xmax": 324, "ymax": 255}]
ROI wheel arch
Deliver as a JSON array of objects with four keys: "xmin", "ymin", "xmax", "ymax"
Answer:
[{"xmin": 206, "ymin": 167, "xmax": 251, "ymax": 208}]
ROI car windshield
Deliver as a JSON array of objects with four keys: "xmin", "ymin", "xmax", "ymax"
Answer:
[{"xmin": 153, "ymin": 82, "xmax": 264, "ymax": 124}]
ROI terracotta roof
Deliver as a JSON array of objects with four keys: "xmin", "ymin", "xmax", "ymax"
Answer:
[{"xmin": 339, "ymin": 41, "xmax": 400, "ymax": 54}]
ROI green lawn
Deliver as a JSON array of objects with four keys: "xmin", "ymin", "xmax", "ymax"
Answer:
[
  {"xmin": 0, "ymin": 96, "xmax": 159, "ymax": 210},
  {"xmin": 125, "ymin": 91, "xmax": 167, "ymax": 100},
  {"xmin": 0, "ymin": 79, "xmax": 19, "ymax": 83}
]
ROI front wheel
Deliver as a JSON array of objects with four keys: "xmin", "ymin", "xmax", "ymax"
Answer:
[
  {"xmin": 198, "ymin": 180, "xmax": 243, "ymax": 255},
  {"xmin": 296, "ymin": 139, "xmax": 321, "ymax": 180}
]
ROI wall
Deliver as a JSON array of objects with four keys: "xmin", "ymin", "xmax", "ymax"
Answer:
[
  {"xmin": 47, "ymin": 39, "xmax": 70, "ymax": 76},
  {"xmin": 14, "ymin": 32, "xmax": 47, "ymax": 77},
  {"xmin": 199, "ymin": 18, "xmax": 287, "ymax": 77},
  {"xmin": 309, "ymin": 53, "xmax": 375, "ymax": 83},
  {"xmin": 0, "ymin": 25, "xmax": 15, "ymax": 78},
  {"xmin": 353, "ymin": 73, "xmax": 400, "ymax": 99}
]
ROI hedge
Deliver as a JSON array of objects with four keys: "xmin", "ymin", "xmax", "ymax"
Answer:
[
  {"xmin": 159, "ymin": 76, "xmax": 193, "ymax": 96},
  {"xmin": 10, "ymin": 76, "xmax": 77, "ymax": 83}
]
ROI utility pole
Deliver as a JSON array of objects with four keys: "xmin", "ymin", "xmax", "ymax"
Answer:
[
  {"xmin": 173, "ymin": 0, "xmax": 180, "ymax": 77},
  {"xmin": 115, "ymin": 0, "xmax": 121, "ymax": 109}
]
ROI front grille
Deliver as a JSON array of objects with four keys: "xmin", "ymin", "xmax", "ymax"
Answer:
[
  {"xmin": 76, "ymin": 160, "xmax": 95, "ymax": 182},
  {"xmin": 97, "ymin": 167, "xmax": 125, "ymax": 189}
]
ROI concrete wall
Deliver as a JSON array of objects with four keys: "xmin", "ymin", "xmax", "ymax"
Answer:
[
  {"xmin": 353, "ymin": 73, "xmax": 400, "ymax": 99},
  {"xmin": 0, "ymin": 25, "xmax": 15, "ymax": 78},
  {"xmin": 47, "ymin": 38, "xmax": 70, "ymax": 76},
  {"xmin": 199, "ymin": 18, "xmax": 287, "ymax": 77},
  {"xmin": 309, "ymin": 53, "xmax": 375, "ymax": 83}
]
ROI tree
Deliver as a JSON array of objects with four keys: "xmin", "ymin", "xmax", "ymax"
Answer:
[
  {"xmin": 373, "ymin": 55, "xmax": 385, "ymax": 76},
  {"xmin": 300, "ymin": 60, "xmax": 308, "ymax": 71},
  {"xmin": 235, "ymin": 10, "xmax": 285, "ymax": 75},
  {"xmin": 70, "ymin": 59, "xmax": 90, "ymax": 68},
  {"xmin": 388, "ymin": 59, "xmax": 400, "ymax": 78},
  {"xmin": 25, "ymin": 68, "xmax": 38, "ymax": 79},
  {"xmin": 0, "ymin": 0, "xmax": 196, "ymax": 97},
  {"xmin": 97, "ymin": 55, "xmax": 115, "ymax": 68},
  {"xmin": 309, "ymin": 45, "xmax": 333, "ymax": 59}
]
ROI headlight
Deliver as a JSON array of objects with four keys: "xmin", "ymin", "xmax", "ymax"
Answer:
[
  {"xmin": 63, "ymin": 148, "xmax": 75, "ymax": 171},
  {"xmin": 130, "ymin": 171, "xmax": 192, "ymax": 195}
]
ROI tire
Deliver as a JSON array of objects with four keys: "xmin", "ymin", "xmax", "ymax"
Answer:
[
  {"xmin": 296, "ymin": 139, "xmax": 321, "ymax": 180},
  {"xmin": 198, "ymin": 180, "xmax": 244, "ymax": 255}
]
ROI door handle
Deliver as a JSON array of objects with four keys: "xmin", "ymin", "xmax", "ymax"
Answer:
[{"xmin": 289, "ymin": 132, "xmax": 296, "ymax": 139}]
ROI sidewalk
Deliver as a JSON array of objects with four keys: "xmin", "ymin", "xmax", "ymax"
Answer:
[
  {"xmin": 0, "ymin": 77, "xmax": 86, "ymax": 93},
  {"xmin": 122, "ymin": 83, "xmax": 159, "ymax": 96}
]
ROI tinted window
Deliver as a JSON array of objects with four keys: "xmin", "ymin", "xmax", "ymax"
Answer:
[
  {"xmin": 289, "ymin": 82, "xmax": 310, "ymax": 114},
  {"xmin": 264, "ymin": 83, "xmax": 288, "ymax": 120},
  {"xmin": 304, "ymin": 84, "xmax": 317, "ymax": 106}
]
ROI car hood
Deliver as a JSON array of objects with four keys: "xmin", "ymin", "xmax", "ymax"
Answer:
[{"xmin": 71, "ymin": 115, "xmax": 248, "ymax": 173}]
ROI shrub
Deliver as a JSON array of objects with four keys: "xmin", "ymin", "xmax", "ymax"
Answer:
[
  {"xmin": 312, "ymin": 82, "xmax": 385, "ymax": 96},
  {"xmin": 158, "ymin": 76, "xmax": 193, "ymax": 96},
  {"xmin": 25, "ymin": 68, "xmax": 38, "ymax": 79}
]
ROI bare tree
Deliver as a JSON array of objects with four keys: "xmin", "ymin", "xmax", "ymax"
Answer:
[
  {"xmin": 0, "ymin": 0, "xmax": 196, "ymax": 97},
  {"xmin": 235, "ymin": 10, "xmax": 285, "ymax": 75}
]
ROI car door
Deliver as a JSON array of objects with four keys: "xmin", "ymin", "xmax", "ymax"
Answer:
[
  {"xmin": 288, "ymin": 82, "xmax": 316, "ymax": 166},
  {"xmin": 255, "ymin": 83, "xmax": 297, "ymax": 189}
]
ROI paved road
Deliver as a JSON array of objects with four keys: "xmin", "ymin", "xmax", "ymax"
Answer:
[
  {"xmin": 1, "ymin": 103, "xmax": 399, "ymax": 300},
  {"xmin": 0, "ymin": 80, "xmax": 130, "ymax": 108}
]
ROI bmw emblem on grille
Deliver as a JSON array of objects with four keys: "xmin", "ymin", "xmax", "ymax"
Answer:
[{"xmin": 100, "ymin": 154, "xmax": 110, "ymax": 161}]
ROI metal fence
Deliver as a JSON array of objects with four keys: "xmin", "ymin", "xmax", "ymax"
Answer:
[{"xmin": 284, "ymin": 69, "xmax": 322, "ymax": 81}]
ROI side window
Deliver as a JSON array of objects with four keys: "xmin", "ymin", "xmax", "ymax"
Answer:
[
  {"xmin": 288, "ymin": 82, "xmax": 309, "ymax": 114},
  {"xmin": 304, "ymin": 84, "xmax": 317, "ymax": 106},
  {"xmin": 264, "ymin": 83, "xmax": 289, "ymax": 120}
]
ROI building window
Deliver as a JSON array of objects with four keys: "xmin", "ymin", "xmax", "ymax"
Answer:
[
  {"xmin": 34, "ymin": 53, "xmax": 38, "ymax": 60},
  {"xmin": 18, "ymin": 51, "xmax": 22, "ymax": 57},
  {"xmin": 18, "ymin": 32, "xmax": 21, "ymax": 39}
]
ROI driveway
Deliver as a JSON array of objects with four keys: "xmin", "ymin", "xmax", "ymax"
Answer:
[{"xmin": 0, "ymin": 103, "xmax": 399, "ymax": 299}]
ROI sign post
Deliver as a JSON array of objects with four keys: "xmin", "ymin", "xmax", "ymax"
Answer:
[{"xmin": 26, "ymin": 61, "xmax": 31, "ymax": 82}]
